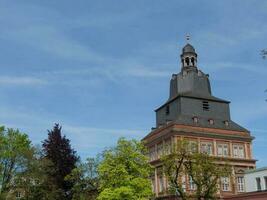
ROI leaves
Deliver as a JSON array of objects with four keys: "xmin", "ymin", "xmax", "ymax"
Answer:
[
  {"xmin": 161, "ymin": 139, "xmax": 231, "ymax": 200},
  {"xmin": 97, "ymin": 138, "xmax": 152, "ymax": 200},
  {"xmin": 0, "ymin": 127, "xmax": 32, "ymax": 196},
  {"xmin": 42, "ymin": 123, "xmax": 79, "ymax": 199}
]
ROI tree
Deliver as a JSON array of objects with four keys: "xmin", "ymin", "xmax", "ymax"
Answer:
[
  {"xmin": 162, "ymin": 139, "xmax": 231, "ymax": 200},
  {"xmin": 12, "ymin": 146, "xmax": 63, "ymax": 200},
  {"xmin": 0, "ymin": 126, "xmax": 32, "ymax": 198},
  {"xmin": 185, "ymin": 153, "xmax": 231, "ymax": 200},
  {"xmin": 97, "ymin": 138, "xmax": 152, "ymax": 200},
  {"xmin": 66, "ymin": 157, "xmax": 100, "ymax": 200},
  {"xmin": 161, "ymin": 140, "xmax": 189, "ymax": 200},
  {"xmin": 42, "ymin": 124, "xmax": 79, "ymax": 200}
]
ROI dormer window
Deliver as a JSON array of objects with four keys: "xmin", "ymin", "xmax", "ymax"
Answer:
[
  {"xmin": 203, "ymin": 101, "xmax": 210, "ymax": 111},
  {"xmin": 192, "ymin": 117, "xmax": 198, "ymax": 123},
  {"xmin": 224, "ymin": 120, "xmax": 229, "ymax": 126},
  {"xmin": 166, "ymin": 105, "xmax": 170, "ymax": 115},
  {"xmin": 208, "ymin": 119, "xmax": 214, "ymax": 125}
]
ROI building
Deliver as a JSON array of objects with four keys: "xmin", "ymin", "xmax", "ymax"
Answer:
[
  {"xmin": 142, "ymin": 42, "xmax": 256, "ymax": 199},
  {"xmin": 223, "ymin": 167, "xmax": 267, "ymax": 200},
  {"xmin": 244, "ymin": 167, "xmax": 267, "ymax": 192}
]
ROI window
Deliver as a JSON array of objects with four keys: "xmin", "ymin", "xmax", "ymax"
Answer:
[
  {"xmin": 237, "ymin": 177, "xmax": 245, "ymax": 192},
  {"xmin": 256, "ymin": 177, "xmax": 261, "ymax": 191},
  {"xmin": 193, "ymin": 116, "xmax": 198, "ymax": 123},
  {"xmin": 264, "ymin": 176, "xmax": 267, "ymax": 190},
  {"xmin": 158, "ymin": 176, "xmax": 164, "ymax": 193},
  {"xmin": 208, "ymin": 119, "xmax": 214, "ymax": 125},
  {"xmin": 201, "ymin": 142, "xmax": 213, "ymax": 155},
  {"xmin": 224, "ymin": 120, "xmax": 229, "ymax": 126},
  {"xmin": 16, "ymin": 192, "xmax": 22, "ymax": 199},
  {"xmin": 185, "ymin": 57, "xmax": 190, "ymax": 66},
  {"xmin": 166, "ymin": 105, "xmax": 170, "ymax": 115},
  {"xmin": 188, "ymin": 140, "xmax": 198, "ymax": 153},
  {"xmin": 157, "ymin": 143, "xmax": 163, "ymax": 159},
  {"xmin": 151, "ymin": 178, "xmax": 156, "ymax": 193},
  {"xmin": 189, "ymin": 176, "xmax": 197, "ymax": 190},
  {"xmin": 217, "ymin": 144, "xmax": 229, "ymax": 157},
  {"xmin": 164, "ymin": 140, "xmax": 171, "ymax": 155},
  {"xmin": 203, "ymin": 101, "xmax": 210, "ymax": 111},
  {"xmin": 191, "ymin": 57, "xmax": 195, "ymax": 66},
  {"xmin": 149, "ymin": 147, "xmax": 156, "ymax": 161},
  {"xmin": 221, "ymin": 177, "xmax": 230, "ymax": 191},
  {"xmin": 233, "ymin": 144, "xmax": 245, "ymax": 158}
]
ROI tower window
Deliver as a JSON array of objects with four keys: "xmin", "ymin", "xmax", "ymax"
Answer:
[
  {"xmin": 191, "ymin": 57, "xmax": 195, "ymax": 66},
  {"xmin": 202, "ymin": 101, "xmax": 210, "ymax": 111},
  {"xmin": 185, "ymin": 57, "xmax": 190, "ymax": 66},
  {"xmin": 166, "ymin": 105, "xmax": 170, "ymax": 115}
]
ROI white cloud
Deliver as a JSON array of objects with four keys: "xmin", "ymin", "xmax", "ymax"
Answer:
[{"xmin": 0, "ymin": 76, "xmax": 46, "ymax": 86}]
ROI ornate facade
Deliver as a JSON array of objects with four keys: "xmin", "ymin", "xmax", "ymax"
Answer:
[{"xmin": 142, "ymin": 43, "xmax": 256, "ymax": 199}]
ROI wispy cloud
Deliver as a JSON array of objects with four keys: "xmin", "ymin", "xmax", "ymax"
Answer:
[{"xmin": 0, "ymin": 76, "xmax": 46, "ymax": 86}]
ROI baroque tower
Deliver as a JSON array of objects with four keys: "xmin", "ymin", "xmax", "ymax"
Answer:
[{"xmin": 143, "ymin": 42, "xmax": 256, "ymax": 199}]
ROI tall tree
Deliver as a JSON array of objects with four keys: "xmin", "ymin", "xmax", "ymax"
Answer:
[
  {"xmin": 97, "ymin": 138, "xmax": 152, "ymax": 200},
  {"xmin": 42, "ymin": 124, "xmax": 79, "ymax": 200},
  {"xmin": 0, "ymin": 126, "xmax": 32, "ymax": 199}
]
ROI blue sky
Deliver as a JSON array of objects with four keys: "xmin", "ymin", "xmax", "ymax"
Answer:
[{"xmin": 0, "ymin": 0, "xmax": 267, "ymax": 166}]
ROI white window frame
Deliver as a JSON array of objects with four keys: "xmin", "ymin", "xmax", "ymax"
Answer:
[
  {"xmin": 221, "ymin": 177, "xmax": 230, "ymax": 191},
  {"xmin": 188, "ymin": 140, "xmax": 198, "ymax": 153},
  {"xmin": 233, "ymin": 144, "xmax": 245, "ymax": 158},
  {"xmin": 237, "ymin": 177, "xmax": 245, "ymax": 192},
  {"xmin": 217, "ymin": 143, "xmax": 229, "ymax": 157},
  {"xmin": 201, "ymin": 142, "xmax": 213, "ymax": 155}
]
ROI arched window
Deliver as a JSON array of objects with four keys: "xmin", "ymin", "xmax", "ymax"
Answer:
[
  {"xmin": 185, "ymin": 57, "xmax": 190, "ymax": 66},
  {"xmin": 191, "ymin": 57, "xmax": 195, "ymax": 66}
]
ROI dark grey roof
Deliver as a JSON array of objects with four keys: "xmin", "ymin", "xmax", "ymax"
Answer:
[
  {"xmin": 155, "ymin": 92, "xmax": 229, "ymax": 112},
  {"xmin": 182, "ymin": 43, "xmax": 196, "ymax": 54},
  {"xmin": 173, "ymin": 115, "xmax": 249, "ymax": 132}
]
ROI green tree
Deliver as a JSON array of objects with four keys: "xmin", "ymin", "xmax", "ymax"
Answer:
[
  {"xmin": 185, "ymin": 153, "xmax": 231, "ymax": 200},
  {"xmin": 162, "ymin": 139, "xmax": 231, "ymax": 200},
  {"xmin": 97, "ymin": 138, "xmax": 152, "ymax": 200},
  {"xmin": 161, "ymin": 140, "xmax": 190, "ymax": 200},
  {"xmin": 0, "ymin": 126, "xmax": 32, "ymax": 198},
  {"xmin": 12, "ymin": 146, "xmax": 63, "ymax": 200},
  {"xmin": 66, "ymin": 157, "xmax": 100, "ymax": 200}
]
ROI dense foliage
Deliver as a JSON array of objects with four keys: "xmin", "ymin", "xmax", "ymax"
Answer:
[
  {"xmin": 97, "ymin": 138, "xmax": 152, "ymax": 200},
  {"xmin": 0, "ymin": 127, "xmax": 32, "ymax": 199}
]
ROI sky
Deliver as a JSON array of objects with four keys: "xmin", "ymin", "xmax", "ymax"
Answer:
[{"xmin": 0, "ymin": 0, "xmax": 266, "ymax": 166}]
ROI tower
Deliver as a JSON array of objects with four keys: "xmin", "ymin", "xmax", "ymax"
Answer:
[{"xmin": 143, "ymin": 42, "xmax": 256, "ymax": 199}]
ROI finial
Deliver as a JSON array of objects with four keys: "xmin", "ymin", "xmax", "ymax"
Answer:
[{"xmin": 186, "ymin": 34, "xmax": 190, "ymax": 42}]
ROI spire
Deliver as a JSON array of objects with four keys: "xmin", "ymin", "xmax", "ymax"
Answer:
[{"xmin": 180, "ymin": 35, "xmax": 198, "ymax": 71}]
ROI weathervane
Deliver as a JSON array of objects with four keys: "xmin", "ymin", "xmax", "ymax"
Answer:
[{"xmin": 186, "ymin": 34, "xmax": 190, "ymax": 42}]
